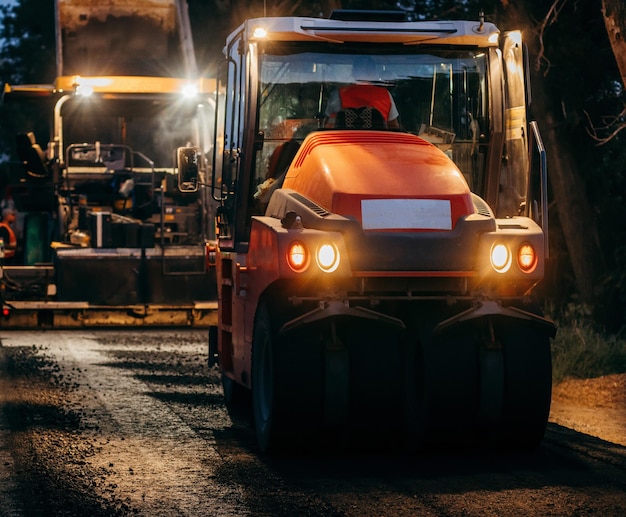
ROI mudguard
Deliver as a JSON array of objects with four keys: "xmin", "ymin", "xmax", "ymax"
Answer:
[{"xmin": 433, "ymin": 299, "xmax": 557, "ymax": 338}]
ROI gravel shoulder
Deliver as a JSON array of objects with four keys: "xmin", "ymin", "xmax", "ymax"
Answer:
[{"xmin": 550, "ymin": 373, "xmax": 626, "ymax": 447}]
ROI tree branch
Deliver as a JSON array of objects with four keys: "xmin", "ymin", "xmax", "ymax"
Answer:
[
  {"xmin": 585, "ymin": 105, "xmax": 626, "ymax": 145},
  {"xmin": 532, "ymin": 0, "xmax": 570, "ymax": 76}
]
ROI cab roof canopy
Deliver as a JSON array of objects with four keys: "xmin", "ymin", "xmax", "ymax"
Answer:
[
  {"xmin": 232, "ymin": 13, "xmax": 499, "ymax": 47},
  {"xmin": 329, "ymin": 10, "xmax": 409, "ymax": 22},
  {"xmin": 3, "ymin": 76, "xmax": 216, "ymax": 100},
  {"xmin": 56, "ymin": 0, "xmax": 197, "ymax": 77}
]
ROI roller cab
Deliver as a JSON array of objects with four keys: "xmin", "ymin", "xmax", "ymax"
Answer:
[{"xmin": 202, "ymin": 10, "xmax": 556, "ymax": 453}]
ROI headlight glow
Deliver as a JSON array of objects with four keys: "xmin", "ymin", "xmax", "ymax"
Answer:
[
  {"xmin": 490, "ymin": 243, "xmax": 512, "ymax": 273},
  {"xmin": 182, "ymin": 83, "xmax": 198, "ymax": 98},
  {"xmin": 316, "ymin": 243, "xmax": 340, "ymax": 273},
  {"xmin": 72, "ymin": 76, "xmax": 112, "ymax": 96},
  {"xmin": 517, "ymin": 243, "xmax": 537, "ymax": 272},
  {"xmin": 76, "ymin": 84, "xmax": 94, "ymax": 97},
  {"xmin": 253, "ymin": 27, "xmax": 267, "ymax": 38},
  {"xmin": 287, "ymin": 241, "xmax": 309, "ymax": 272}
]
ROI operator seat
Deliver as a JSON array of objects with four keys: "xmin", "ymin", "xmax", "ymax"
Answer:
[
  {"xmin": 334, "ymin": 106, "xmax": 386, "ymax": 129},
  {"xmin": 254, "ymin": 139, "xmax": 301, "ymax": 205},
  {"xmin": 267, "ymin": 139, "xmax": 301, "ymax": 180},
  {"xmin": 16, "ymin": 132, "xmax": 50, "ymax": 179}
]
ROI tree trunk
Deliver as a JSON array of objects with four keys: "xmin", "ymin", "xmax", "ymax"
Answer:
[
  {"xmin": 500, "ymin": 1, "xmax": 604, "ymax": 305},
  {"xmin": 538, "ymin": 108, "xmax": 604, "ymax": 303},
  {"xmin": 602, "ymin": 0, "xmax": 626, "ymax": 88}
]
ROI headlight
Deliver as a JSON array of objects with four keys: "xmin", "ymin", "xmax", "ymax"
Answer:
[
  {"xmin": 517, "ymin": 243, "xmax": 537, "ymax": 273},
  {"xmin": 287, "ymin": 241, "xmax": 309, "ymax": 272},
  {"xmin": 75, "ymin": 84, "xmax": 94, "ymax": 97},
  {"xmin": 316, "ymin": 242, "xmax": 340, "ymax": 273},
  {"xmin": 181, "ymin": 83, "xmax": 198, "ymax": 99},
  {"xmin": 253, "ymin": 27, "xmax": 268, "ymax": 38},
  {"xmin": 490, "ymin": 243, "xmax": 512, "ymax": 273}
]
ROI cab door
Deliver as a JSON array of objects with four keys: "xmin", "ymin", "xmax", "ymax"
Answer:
[
  {"xmin": 501, "ymin": 31, "xmax": 549, "ymax": 247},
  {"xmin": 211, "ymin": 31, "xmax": 261, "ymax": 387}
]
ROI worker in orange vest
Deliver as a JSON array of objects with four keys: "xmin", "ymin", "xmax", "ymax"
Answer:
[
  {"xmin": 0, "ymin": 207, "xmax": 18, "ymax": 262},
  {"xmin": 325, "ymin": 56, "xmax": 400, "ymax": 129}
]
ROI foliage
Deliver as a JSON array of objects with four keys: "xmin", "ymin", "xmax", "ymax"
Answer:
[
  {"xmin": 551, "ymin": 303, "xmax": 626, "ymax": 383},
  {"xmin": 0, "ymin": 0, "xmax": 55, "ymax": 84},
  {"xmin": 398, "ymin": 0, "xmax": 496, "ymax": 20},
  {"xmin": 551, "ymin": 1, "xmax": 626, "ymax": 330},
  {"xmin": 0, "ymin": 0, "xmax": 56, "ymax": 161}
]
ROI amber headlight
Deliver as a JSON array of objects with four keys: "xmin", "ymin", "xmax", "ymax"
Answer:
[
  {"xmin": 517, "ymin": 243, "xmax": 537, "ymax": 273},
  {"xmin": 490, "ymin": 243, "xmax": 512, "ymax": 273},
  {"xmin": 287, "ymin": 241, "xmax": 309, "ymax": 272},
  {"xmin": 316, "ymin": 242, "xmax": 340, "ymax": 273}
]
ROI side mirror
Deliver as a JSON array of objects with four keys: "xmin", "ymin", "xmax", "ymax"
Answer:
[{"xmin": 177, "ymin": 147, "xmax": 200, "ymax": 192}]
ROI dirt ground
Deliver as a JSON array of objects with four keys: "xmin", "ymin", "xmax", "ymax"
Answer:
[
  {"xmin": 550, "ymin": 373, "xmax": 626, "ymax": 447},
  {"xmin": 1, "ymin": 330, "xmax": 626, "ymax": 516}
]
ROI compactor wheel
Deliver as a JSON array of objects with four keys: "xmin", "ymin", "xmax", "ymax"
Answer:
[
  {"xmin": 417, "ymin": 314, "xmax": 552, "ymax": 450},
  {"xmin": 251, "ymin": 303, "xmax": 279, "ymax": 453},
  {"xmin": 477, "ymin": 345, "xmax": 504, "ymax": 428},
  {"xmin": 498, "ymin": 322, "xmax": 552, "ymax": 450},
  {"xmin": 251, "ymin": 302, "xmax": 324, "ymax": 453},
  {"xmin": 323, "ymin": 343, "xmax": 350, "ymax": 429},
  {"xmin": 421, "ymin": 326, "xmax": 479, "ymax": 447}
]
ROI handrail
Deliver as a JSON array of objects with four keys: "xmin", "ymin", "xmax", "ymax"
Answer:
[{"xmin": 530, "ymin": 120, "xmax": 548, "ymax": 259}]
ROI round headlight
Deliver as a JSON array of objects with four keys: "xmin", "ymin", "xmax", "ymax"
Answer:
[
  {"xmin": 253, "ymin": 27, "xmax": 268, "ymax": 39},
  {"xmin": 316, "ymin": 243, "xmax": 340, "ymax": 273},
  {"xmin": 517, "ymin": 243, "xmax": 537, "ymax": 273},
  {"xmin": 490, "ymin": 243, "xmax": 512, "ymax": 273},
  {"xmin": 287, "ymin": 241, "xmax": 309, "ymax": 272}
]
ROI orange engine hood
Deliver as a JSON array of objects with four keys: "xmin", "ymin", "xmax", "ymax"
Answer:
[{"xmin": 282, "ymin": 131, "xmax": 474, "ymax": 231}]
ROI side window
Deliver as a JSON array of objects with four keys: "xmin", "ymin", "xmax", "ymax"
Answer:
[
  {"xmin": 212, "ymin": 39, "xmax": 245, "ymax": 243},
  {"xmin": 212, "ymin": 63, "xmax": 227, "ymax": 199},
  {"xmin": 499, "ymin": 31, "xmax": 529, "ymax": 217},
  {"xmin": 255, "ymin": 82, "xmax": 320, "ymax": 190},
  {"xmin": 253, "ymin": 56, "xmax": 324, "ymax": 211},
  {"xmin": 228, "ymin": 42, "xmax": 243, "ymax": 160}
]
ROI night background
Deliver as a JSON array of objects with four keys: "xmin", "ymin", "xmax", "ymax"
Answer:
[{"xmin": 1, "ymin": 0, "xmax": 626, "ymax": 376}]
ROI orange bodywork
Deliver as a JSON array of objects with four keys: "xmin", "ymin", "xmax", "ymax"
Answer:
[{"xmin": 282, "ymin": 131, "xmax": 475, "ymax": 230}]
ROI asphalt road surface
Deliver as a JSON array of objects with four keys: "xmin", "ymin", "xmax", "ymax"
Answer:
[{"xmin": 1, "ymin": 329, "xmax": 625, "ymax": 516}]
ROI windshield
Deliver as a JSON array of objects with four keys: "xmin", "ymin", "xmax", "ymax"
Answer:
[
  {"xmin": 62, "ymin": 97, "xmax": 210, "ymax": 171},
  {"xmin": 256, "ymin": 45, "xmax": 488, "ymax": 193}
]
